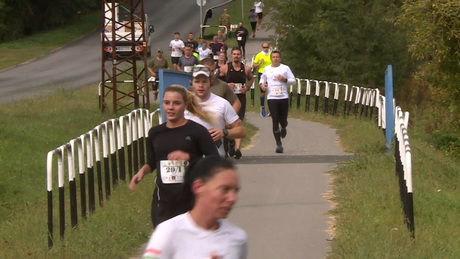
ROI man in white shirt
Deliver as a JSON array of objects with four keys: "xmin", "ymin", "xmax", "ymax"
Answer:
[
  {"xmin": 186, "ymin": 65, "xmax": 246, "ymax": 156},
  {"xmin": 169, "ymin": 32, "xmax": 185, "ymax": 70},
  {"xmin": 260, "ymin": 50, "xmax": 296, "ymax": 153}
]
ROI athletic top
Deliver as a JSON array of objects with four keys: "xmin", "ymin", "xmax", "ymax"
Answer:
[
  {"xmin": 225, "ymin": 62, "xmax": 247, "ymax": 90},
  {"xmin": 254, "ymin": 51, "xmax": 272, "ymax": 74},
  {"xmin": 254, "ymin": 1, "xmax": 264, "ymax": 13},
  {"xmin": 249, "ymin": 10, "xmax": 257, "ymax": 23},
  {"xmin": 211, "ymin": 77, "xmax": 238, "ymax": 105},
  {"xmin": 260, "ymin": 64, "xmax": 296, "ymax": 100},
  {"xmin": 186, "ymin": 40, "xmax": 199, "ymax": 52},
  {"xmin": 146, "ymin": 121, "xmax": 218, "ymax": 202},
  {"xmin": 198, "ymin": 47, "xmax": 213, "ymax": 60},
  {"xmin": 148, "ymin": 58, "xmax": 168, "ymax": 73},
  {"xmin": 184, "ymin": 93, "xmax": 240, "ymax": 157},
  {"xmin": 143, "ymin": 212, "xmax": 248, "ymax": 259},
  {"xmin": 169, "ymin": 39, "xmax": 185, "ymax": 57},
  {"xmin": 178, "ymin": 55, "xmax": 199, "ymax": 73},
  {"xmin": 209, "ymin": 41, "xmax": 224, "ymax": 55}
]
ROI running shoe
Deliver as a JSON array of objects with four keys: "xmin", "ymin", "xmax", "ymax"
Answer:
[
  {"xmin": 260, "ymin": 106, "xmax": 266, "ymax": 117},
  {"xmin": 281, "ymin": 127, "xmax": 287, "ymax": 138},
  {"xmin": 234, "ymin": 149, "xmax": 242, "ymax": 159},
  {"xmin": 275, "ymin": 145, "xmax": 284, "ymax": 153}
]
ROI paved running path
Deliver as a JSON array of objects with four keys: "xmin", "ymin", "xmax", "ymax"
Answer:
[{"xmin": 226, "ymin": 22, "xmax": 352, "ymax": 259}]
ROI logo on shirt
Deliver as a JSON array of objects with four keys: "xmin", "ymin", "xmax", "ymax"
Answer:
[{"xmin": 185, "ymin": 136, "xmax": 192, "ymax": 141}]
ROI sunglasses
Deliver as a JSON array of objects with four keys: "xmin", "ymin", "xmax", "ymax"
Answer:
[{"xmin": 192, "ymin": 66, "xmax": 210, "ymax": 73}]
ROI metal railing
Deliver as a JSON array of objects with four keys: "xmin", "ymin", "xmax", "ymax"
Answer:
[{"xmin": 46, "ymin": 108, "xmax": 162, "ymax": 248}]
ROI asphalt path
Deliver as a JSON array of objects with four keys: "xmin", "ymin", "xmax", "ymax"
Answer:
[{"xmin": 0, "ymin": 0, "xmax": 229, "ymax": 105}]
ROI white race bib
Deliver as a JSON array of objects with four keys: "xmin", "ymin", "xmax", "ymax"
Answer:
[
  {"xmin": 184, "ymin": 66, "xmax": 193, "ymax": 73},
  {"xmin": 271, "ymin": 85, "xmax": 283, "ymax": 96},
  {"xmin": 213, "ymin": 55, "xmax": 219, "ymax": 60},
  {"xmin": 233, "ymin": 83, "xmax": 242, "ymax": 94},
  {"xmin": 237, "ymin": 36, "xmax": 242, "ymax": 41},
  {"xmin": 160, "ymin": 160, "xmax": 188, "ymax": 184}
]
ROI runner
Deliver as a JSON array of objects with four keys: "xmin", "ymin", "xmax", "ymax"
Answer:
[
  {"xmin": 253, "ymin": 42, "xmax": 272, "ymax": 117},
  {"xmin": 220, "ymin": 47, "xmax": 253, "ymax": 159},
  {"xmin": 259, "ymin": 50, "xmax": 295, "ymax": 153},
  {"xmin": 186, "ymin": 65, "xmax": 246, "ymax": 157},
  {"xmin": 169, "ymin": 32, "xmax": 185, "ymax": 71},
  {"xmin": 142, "ymin": 155, "xmax": 247, "ymax": 259},
  {"xmin": 129, "ymin": 85, "xmax": 218, "ymax": 227}
]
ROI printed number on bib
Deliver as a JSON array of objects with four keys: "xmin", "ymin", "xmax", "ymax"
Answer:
[
  {"xmin": 237, "ymin": 36, "xmax": 242, "ymax": 41},
  {"xmin": 184, "ymin": 66, "xmax": 193, "ymax": 73},
  {"xmin": 271, "ymin": 86, "xmax": 283, "ymax": 96},
  {"xmin": 233, "ymin": 83, "xmax": 242, "ymax": 94},
  {"xmin": 160, "ymin": 160, "xmax": 188, "ymax": 184}
]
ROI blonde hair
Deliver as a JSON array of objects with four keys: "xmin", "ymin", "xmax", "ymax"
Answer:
[{"xmin": 164, "ymin": 85, "xmax": 215, "ymax": 124}]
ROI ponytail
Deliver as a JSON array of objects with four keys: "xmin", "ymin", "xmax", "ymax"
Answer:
[{"xmin": 163, "ymin": 84, "xmax": 215, "ymax": 124}]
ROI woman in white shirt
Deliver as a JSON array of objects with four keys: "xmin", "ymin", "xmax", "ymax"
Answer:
[
  {"xmin": 260, "ymin": 50, "xmax": 296, "ymax": 153},
  {"xmin": 142, "ymin": 155, "xmax": 248, "ymax": 259}
]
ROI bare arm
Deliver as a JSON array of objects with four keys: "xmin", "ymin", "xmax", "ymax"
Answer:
[
  {"xmin": 232, "ymin": 98, "xmax": 241, "ymax": 114},
  {"xmin": 129, "ymin": 164, "xmax": 152, "ymax": 191},
  {"xmin": 227, "ymin": 119, "xmax": 246, "ymax": 139}
]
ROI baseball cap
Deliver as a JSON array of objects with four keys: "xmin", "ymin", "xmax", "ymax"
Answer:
[
  {"xmin": 157, "ymin": 49, "xmax": 163, "ymax": 53},
  {"xmin": 192, "ymin": 65, "xmax": 210, "ymax": 78}
]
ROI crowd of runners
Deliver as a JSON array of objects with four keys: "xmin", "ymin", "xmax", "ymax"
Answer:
[{"xmin": 132, "ymin": 2, "xmax": 297, "ymax": 258}]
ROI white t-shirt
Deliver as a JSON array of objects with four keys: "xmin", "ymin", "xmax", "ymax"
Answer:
[
  {"xmin": 254, "ymin": 1, "xmax": 264, "ymax": 13},
  {"xmin": 143, "ymin": 212, "xmax": 248, "ymax": 259},
  {"xmin": 198, "ymin": 47, "xmax": 213, "ymax": 60},
  {"xmin": 260, "ymin": 64, "xmax": 296, "ymax": 100},
  {"xmin": 185, "ymin": 93, "xmax": 240, "ymax": 157},
  {"xmin": 169, "ymin": 39, "xmax": 185, "ymax": 57}
]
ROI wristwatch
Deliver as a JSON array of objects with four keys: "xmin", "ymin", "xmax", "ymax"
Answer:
[{"xmin": 222, "ymin": 128, "xmax": 229, "ymax": 137}]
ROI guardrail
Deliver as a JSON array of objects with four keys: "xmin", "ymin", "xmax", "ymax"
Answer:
[
  {"xmin": 46, "ymin": 108, "xmax": 162, "ymax": 248},
  {"xmin": 394, "ymin": 106, "xmax": 414, "ymax": 237},
  {"xmin": 280, "ymin": 76, "xmax": 413, "ymax": 237}
]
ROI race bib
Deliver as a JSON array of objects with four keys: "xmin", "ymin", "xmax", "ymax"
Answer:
[
  {"xmin": 237, "ymin": 36, "xmax": 242, "ymax": 41},
  {"xmin": 213, "ymin": 55, "xmax": 219, "ymax": 60},
  {"xmin": 271, "ymin": 85, "xmax": 283, "ymax": 96},
  {"xmin": 160, "ymin": 160, "xmax": 188, "ymax": 184},
  {"xmin": 233, "ymin": 83, "xmax": 242, "ymax": 94},
  {"xmin": 184, "ymin": 66, "xmax": 193, "ymax": 73}
]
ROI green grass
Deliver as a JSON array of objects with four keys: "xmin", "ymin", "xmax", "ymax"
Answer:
[
  {"xmin": 1, "ymin": 0, "xmax": 459, "ymax": 258},
  {"xmin": 280, "ymin": 92, "xmax": 460, "ymax": 258},
  {"xmin": 0, "ymin": 11, "xmax": 101, "ymax": 71}
]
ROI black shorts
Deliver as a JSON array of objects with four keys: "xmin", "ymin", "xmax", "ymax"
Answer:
[
  {"xmin": 256, "ymin": 12, "xmax": 263, "ymax": 19},
  {"xmin": 171, "ymin": 57, "xmax": 180, "ymax": 64}
]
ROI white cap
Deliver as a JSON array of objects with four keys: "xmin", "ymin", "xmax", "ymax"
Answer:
[{"xmin": 192, "ymin": 65, "xmax": 210, "ymax": 78}]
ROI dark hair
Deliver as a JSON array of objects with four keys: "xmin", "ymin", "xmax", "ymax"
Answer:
[
  {"xmin": 271, "ymin": 50, "xmax": 281, "ymax": 58},
  {"xmin": 182, "ymin": 155, "xmax": 235, "ymax": 209},
  {"xmin": 231, "ymin": 47, "xmax": 242, "ymax": 55}
]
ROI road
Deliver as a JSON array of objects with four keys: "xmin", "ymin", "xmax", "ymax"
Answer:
[{"xmin": 0, "ymin": 0, "xmax": 228, "ymax": 105}]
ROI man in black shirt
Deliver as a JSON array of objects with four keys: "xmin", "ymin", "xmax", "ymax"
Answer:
[{"xmin": 235, "ymin": 22, "xmax": 249, "ymax": 59}]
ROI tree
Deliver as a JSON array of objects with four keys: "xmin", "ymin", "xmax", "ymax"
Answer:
[
  {"xmin": 265, "ymin": 0, "xmax": 411, "ymax": 89},
  {"xmin": 397, "ymin": 0, "xmax": 460, "ymax": 109}
]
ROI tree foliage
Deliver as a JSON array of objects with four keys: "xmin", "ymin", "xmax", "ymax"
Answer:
[
  {"xmin": 265, "ymin": 0, "xmax": 411, "ymax": 89},
  {"xmin": 397, "ymin": 0, "xmax": 460, "ymax": 108},
  {"xmin": 266, "ymin": 0, "xmax": 459, "ymax": 134},
  {"xmin": 0, "ymin": 0, "xmax": 99, "ymax": 42}
]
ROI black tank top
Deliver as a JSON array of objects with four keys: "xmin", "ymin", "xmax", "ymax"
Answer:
[{"xmin": 225, "ymin": 62, "xmax": 246, "ymax": 85}]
